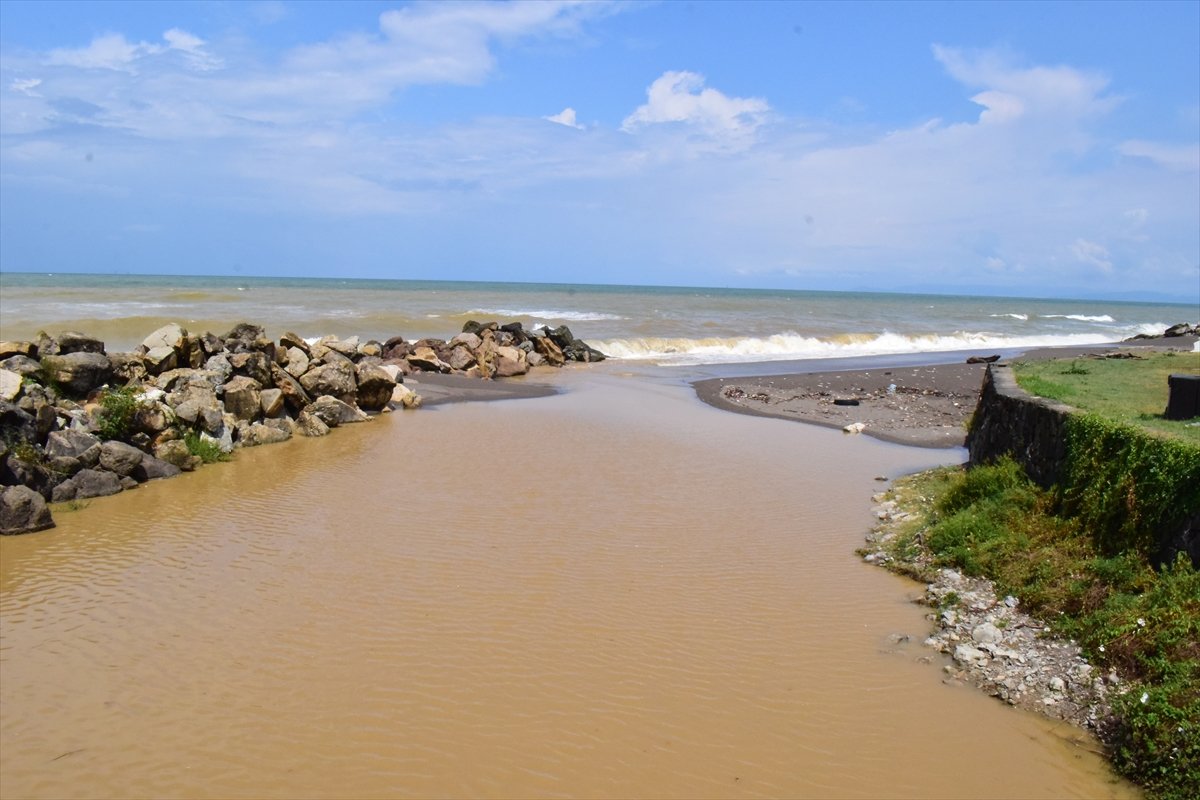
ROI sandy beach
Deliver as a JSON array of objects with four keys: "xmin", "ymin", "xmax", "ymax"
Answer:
[{"xmin": 694, "ymin": 336, "xmax": 1199, "ymax": 448}]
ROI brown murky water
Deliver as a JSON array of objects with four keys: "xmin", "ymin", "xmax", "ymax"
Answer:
[{"xmin": 1, "ymin": 372, "xmax": 1134, "ymax": 799}]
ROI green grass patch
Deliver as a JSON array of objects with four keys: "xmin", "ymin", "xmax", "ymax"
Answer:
[
  {"xmin": 881, "ymin": 461, "xmax": 1199, "ymax": 800},
  {"xmin": 1012, "ymin": 351, "xmax": 1200, "ymax": 443},
  {"xmin": 95, "ymin": 385, "xmax": 141, "ymax": 441},
  {"xmin": 182, "ymin": 430, "xmax": 230, "ymax": 464}
]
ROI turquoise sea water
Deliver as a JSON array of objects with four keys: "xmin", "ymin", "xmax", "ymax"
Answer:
[{"xmin": 1, "ymin": 272, "xmax": 1195, "ymax": 365}]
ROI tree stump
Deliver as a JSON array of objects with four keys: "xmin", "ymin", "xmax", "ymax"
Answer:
[{"xmin": 1164, "ymin": 374, "xmax": 1200, "ymax": 420}]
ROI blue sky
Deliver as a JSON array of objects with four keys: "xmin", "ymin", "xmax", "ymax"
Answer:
[{"xmin": 1, "ymin": 0, "xmax": 1197, "ymax": 302}]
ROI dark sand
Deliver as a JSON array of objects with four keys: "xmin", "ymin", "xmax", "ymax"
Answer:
[{"xmin": 694, "ymin": 337, "xmax": 1199, "ymax": 449}]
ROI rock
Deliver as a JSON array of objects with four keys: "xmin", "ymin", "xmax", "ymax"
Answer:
[
  {"xmin": 260, "ymin": 387, "xmax": 284, "ymax": 418},
  {"xmin": 0, "ymin": 485, "xmax": 55, "ymax": 535},
  {"xmin": 972, "ymin": 622, "xmax": 1003, "ymax": 645},
  {"xmin": 451, "ymin": 332, "xmax": 482, "ymax": 351},
  {"xmin": 966, "ymin": 354, "xmax": 1001, "ymax": 364},
  {"xmin": 154, "ymin": 440, "xmax": 201, "ymax": 472},
  {"xmin": 1, "ymin": 355, "xmax": 43, "ymax": 379},
  {"xmin": 38, "ymin": 352, "xmax": 113, "ymax": 396},
  {"xmin": 143, "ymin": 346, "xmax": 179, "ymax": 375},
  {"xmin": 229, "ymin": 351, "xmax": 272, "ymax": 386},
  {"xmin": 382, "ymin": 337, "xmax": 412, "ymax": 361},
  {"xmin": 51, "ymin": 468, "xmax": 123, "ymax": 502},
  {"xmin": 0, "ymin": 402, "xmax": 37, "ymax": 445},
  {"xmin": 355, "ymin": 363, "xmax": 396, "ymax": 411},
  {"xmin": 241, "ymin": 422, "xmax": 292, "ymax": 447},
  {"xmin": 284, "ymin": 347, "xmax": 310, "ymax": 378},
  {"xmin": 99, "ymin": 440, "xmax": 146, "ymax": 478},
  {"xmin": 0, "ymin": 369, "xmax": 23, "ymax": 401},
  {"xmin": 222, "ymin": 376, "xmax": 263, "ymax": 421},
  {"xmin": 1164, "ymin": 322, "xmax": 1195, "ymax": 337},
  {"xmin": 843, "ymin": 422, "xmax": 866, "ymax": 434},
  {"xmin": 323, "ymin": 337, "xmax": 359, "ymax": 357},
  {"xmin": 142, "ymin": 323, "xmax": 187, "ymax": 353},
  {"xmin": 494, "ymin": 346, "xmax": 528, "ymax": 377},
  {"xmin": 305, "ymin": 395, "xmax": 369, "ymax": 428},
  {"xmin": 183, "ymin": 335, "xmax": 206, "ymax": 369},
  {"xmin": 270, "ymin": 364, "xmax": 313, "ymax": 412},
  {"xmin": 204, "ymin": 354, "xmax": 234, "ymax": 383},
  {"xmin": 545, "ymin": 325, "xmax": 575, "ymax": 349},
  {"xmin": 44, "ymin": 430, "xmax": 102, "ymax": 467},
  {"xmin": 223, "ymin": 323, "xmax": 266, "ymax": 349},
  {"xmin": 407, "ymin": 345, "xmax": 452, "ymax": 374},
  {"xmin": 134, "ymin": 454, "xmax": 181, "ymax": 482},
  {"xmin": 300, "ymin": 361, "xmax": 358, "ymax": 404},
  {"xmin": 107, "ymin": 351, "xmax": 148, "ymax": 383},
  {"xmin": 954, "ymin": 643, "xmax": 990, "ymax": 667},
  {"xmin": 279, "ymin": 332, "xmax": 310, "ymax": 354},
  {"xmin": 296, "ymin": 409, "xmax": 331, "ymax": 437},
  {"xmin": 0, "ymin": 341, "xmax": 37, "ymax": 360},
  {"xmin": 446, "ymin": 345, "xmax": 477, "ymax": 371},
  {"xmin": 391, "ymin": 383, "xmax": 422, "ymax": 409},
  {"xmin": 132, "ymin": 402, "xmax": 175, "ymax": 435},
  {"xmin": 1048, "ymin": 676, "xmax": 1066, "ymax": 692},
  {"xmin": 56, "ymin": 331, "xmax": 105, "ymax": 355}
]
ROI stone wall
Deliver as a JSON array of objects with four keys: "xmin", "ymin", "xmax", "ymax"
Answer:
[{"xmin": 966, "ymin": 363, "xmax": 1074, "ymax": 488}]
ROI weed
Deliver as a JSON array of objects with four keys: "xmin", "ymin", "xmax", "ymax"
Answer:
[
  {"xmin": 96, "ymin": 385, "xmax": 141, "ymax": 441},
  {"xmin": 183, "ymin": 430, "xmax": 230, "ymax": 464},
  {"xmin": 1062, "ymin": 360, "xmax": 1091, "ymax": 375}
]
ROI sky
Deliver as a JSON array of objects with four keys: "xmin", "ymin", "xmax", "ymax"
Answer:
[{"xmin": 0, "ymin": 0, "xmax": 1197, "ymax": 302}]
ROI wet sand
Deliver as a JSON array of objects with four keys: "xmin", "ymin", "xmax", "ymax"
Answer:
[
  {"xmin": 0, "ymin": 370, "xmax": 1135, "ymax": 799},
  {"xmin": 694, "ymin": 337, "xmax": 1198, "ymax": 448}
]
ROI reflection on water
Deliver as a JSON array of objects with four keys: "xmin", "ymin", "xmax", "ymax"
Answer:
[{"xmin": 1, "ymin": 374, "xmax": 1134, "ymax": 799}]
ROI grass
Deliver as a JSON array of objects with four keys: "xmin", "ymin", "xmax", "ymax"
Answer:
[
  {"xmin": 95, "ymin": 385, "xmax": 141, "ymax": 441},
  {"xmin": 1012, "ymin": 351, "xmax": 1200, "ymax": 443},
  {"xmin": 182, "ymin": 430, "xmax": 230, "ymax": 464},
  {"xmin": 878, "ymin": 461, "xmax": 1199, "ymax": 800}
]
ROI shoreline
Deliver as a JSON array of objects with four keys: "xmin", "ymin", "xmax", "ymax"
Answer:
[{"xmin": 692, "ymin": 335, "xmax": 1198, "ymax": 449}]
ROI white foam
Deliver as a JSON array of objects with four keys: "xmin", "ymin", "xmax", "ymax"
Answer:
[
  {"xmin": 466, "ymin": 308, "xmax": 625, "ymax": 322},
  {"xmin": 591, "ymin": 330, "xmax": 1132, "ymax": 366},
  {"xmin": 1042, "ymin": 314, "xmax": 1115, "ymax": 323},
  {"xmin": 990, "ymin": 313, "xmax": 1029, "ymax": 321}
]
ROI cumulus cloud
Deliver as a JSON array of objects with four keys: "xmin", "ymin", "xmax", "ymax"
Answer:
[
  {"xmin": 45, "ymin": 28, "xmax": 221, "ymax": 74},
  {"xmin": 163, "ymin": 28, "xmax": 223, "ymax": 71},
  {"xmin": 622, "ymin": 71, "xmax": 768, "ymax": 145},
  {"xmin": 544, "ymin": 107, "xmax": 583, "ymax": 129}
]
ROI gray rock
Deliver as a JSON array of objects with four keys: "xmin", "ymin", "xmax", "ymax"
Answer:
[
  {"xmin": 355, "ymin": 363, "xmax": 396, "ymax": 411},
  {"xmin": 154, "ymin": 440, "xmax": 201, "ymax": 472},
  {"xmin": 284, "ymin": 347, "xmax": 310, "ymax": 378},
  {"xmin": 296, "ymin": 409, "xmax": 331, "ymax": 437},
  {"xmin": 99, "ymin": 440, "xmax": 145, "ymax": 477},
  {"xmin": 51, "ymin": 468, "xmax": 123, "ymax": 502},
  {"xmin": 230, "ymin": 351, "xmax": 272, "ymax": 385},
  {"xmin": 134, "ymin": 453, "xmax": 182, "ymax": 481},
  {"xmin": 271, "ymin": 364, "xmax": 312, "ymax": 412},
  {"xmin": 0, "ymin": 485, "xmax": 55, "ymax": 535},
  {"xmin": 44, "ymin": 430, "xmax": 102, "ymax": 467},
  {"xmin": 300, "ymin": 361, "xmax": 358, "ymax": 404},
  {"xmin": 305, "ymin": 395, "xmax": 369, "ymax": 428},
  {"xmin": 132, "ymin": 401, "xmax": 175, "ymax": 435},
  {"xmin": 203, "ymin": 354, "xmax": 233, "ymax": 383},
  {"xmin": 241, "ymin": 422, "xmax": 292, "ymax": 447},
  {"xmin": 0, "ymin": 354, "xmax": 43, "ymax": 379},
  {"xmin": 39, "ymin": 352, "xmax": 113, "ymax": 396},
  {"xmin": 223, "ymin": 376, "xmax": 263, "ymax": 421},
  {"xmin": 56, "ymin": 331, "xmax": 105, "ymax": 355},
  {"xmin": 972, "ymin": 622, "xmax": 1003, "ymax": 645},
  {"xmin": 0, "ymin": 402, "xmax": 37, "ymax": 445},
  {"xmin": 446, "ymin": 345, "xmax": 476, "ymax": 372},
  {"xmin": 143, "ymin": 346, "xmax": 179, "ymax": 375},
  {"xmin": 0, "ymin": 369, "xmax": 23, "ymax": 402},
  {"xmin": 954, "ymin": 643, "xmax": 990, "ymax": 667},
  {"xmin": 260, "ymin": 387, "xmax": 284, "ymax": 418},
  {"xmin": 142, "ymin": 323, "xmax": 187, "ymax": 353}
]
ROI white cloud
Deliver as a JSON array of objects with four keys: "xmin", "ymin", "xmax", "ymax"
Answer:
[
  {"xmin": 622, "ymin": 71, "xmax": 768, "ymax": 145},
  {"xmin": 47, "ymin": 33, "xmax": 163, "ymax": 72},
  {"xmin": 1071, "ymin": 239, "xmax": 1114, "ymax": 273},
  {"xmin": 10, "ymin": 78, "xmax": 42, "ymax": 96},
  {"xmin": 1118, "ymin": 140, "xmax": 1200, "ymax": 171},
  {"xmin": 544, "ymin": 107, "xmax": 583, "ymax": 129},
  {"xmin": 163, "ymin": 28, "xmax": 223, "ymax": 71}
]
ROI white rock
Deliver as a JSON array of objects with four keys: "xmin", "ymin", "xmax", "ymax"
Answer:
[
  {"xmin": 1048, "ymin": 677, "xmax": 1066, "ymax": 692},
  {"xmin": 843, "ymin": 422, "xmax": 866, "ymax": 434},
  {"xmin": 954, "ymin": 644, "xmax": 989, "ymax": 667},
  {"xmin": 0, "ymin": 369, "xmax": 22, "ymax": 401},
  {"xmin": 972, "ymin": 622, "xmax": 1003, "ymax": 645}
]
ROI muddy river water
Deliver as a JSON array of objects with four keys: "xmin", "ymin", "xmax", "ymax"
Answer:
[{"xmin": 0, "ymin": 371, "xmax": 1135, "ymax": 798}]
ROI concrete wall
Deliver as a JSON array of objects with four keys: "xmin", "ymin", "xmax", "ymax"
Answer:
[{"xmin": 966, "ymin": 364, "xmax": 1075, "ymax": 488}]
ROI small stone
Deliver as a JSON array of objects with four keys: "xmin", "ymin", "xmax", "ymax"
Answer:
[
  {"xmin": 972, "ymin": 622, "xmax": 1003, "ymax": 645},
  {"xmin": 1048, "ymin": 677, "xmax": 1066, "ymax": 692}
]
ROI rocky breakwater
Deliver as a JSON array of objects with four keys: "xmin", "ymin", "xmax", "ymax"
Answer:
[{"xmin": 0, "ymin": 320, "xmax": 606, "ymax": 535}]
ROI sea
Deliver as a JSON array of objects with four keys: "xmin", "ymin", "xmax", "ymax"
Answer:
[
  {"xmin": 1, "ymin": 272, "xmax": 1194, "ymax": 368},
  {"xmin": 0, "ymin": 270, "xmax": 1180, "ymax": 798}
]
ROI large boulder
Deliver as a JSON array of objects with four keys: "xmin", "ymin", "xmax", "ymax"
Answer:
[
  {"xmin": 407, "ymin": 345, "xmax": 451, "ymax": 374},
  {"xmin": 270, "ymin": 364, "xmax": 312, "ymax": 412},
  {"xmin": 279, "ymin": 332, "xmax": 310, "ymax": 355},
  {"xmin": 0, "ymin": 355, "xmax": 42, "ymax": 380},
  {"xmin": 44, "ymin": 430, "xmax": 102, "ymax": 470},
  {"xmin": 170, "ymin": 382, "xmax": 224, "ymax": 434},
  {"xmin": 143, "ymin": 346, "xmax": 179, "ymax": 375},
  {"xmin": 154, "ymin": 440, "xmax": 201, "ymax": 472},
  {"xmin": 0, "ymin": 341, "xmax": 37, "ymax": 360},
  {"xmin": 222, "ymin": 376, "xmax": 263, "ymax": 421},
  {"xmin": 107, "ymin": 351, "xmax": 148, "ymax": 383},
  {"xmin": 0, "ymin": 402, "xmax": 37, "ymax": 445},
  {"xmin": 355, "ymin": 363, "xmax": 396, "ymax": 411},
  {"xmin": 283, "ymin": 347, "xmax": 310, "ymax": 379},
  {"xmin": 305, "ymin": 395, "xmax": 369, "ymax": 428},
  {"xmin": 446, "ymin": 345, "xmax": 476, "ymax": 372},
  {"xmin": 0, "ymin": 485, "xmax": 55, "ymax": 535},
  {"xmin": 133, "ymin": 453, "xmax": 182, "ymax": 482},
  {"xmin": 494, "ymin": 346, "xmax": 529, "ymax": 378},
  {"xmin": 300, "ymin": 361, "xmax": 358, "ymax": 405},
  {"xmin": 533, "ymin": 336, "xmax": 565, "ymax": 367},
  {"xmin": 240, "ymin": 422, "xmax": 292, "ymax": 448},
  {"xmin": 259, "ymin": 388, "xmax": 285, "ymax": 418},
  {"xmin": 99, "ymin": 440, "xmax": 146, "ymax": 478},
  {"xmin": 39, "ymin": 352, "xmax": 112, "ymax": 396},
  {"xmin": 296, "ymin": 409, "xmax": 331, "ymax": 437},
  {"xmin": 142, "ymin": 323, "xmax": 187, "ymax": 353},
  {"xmin": 51, "ymin": 468, "xmax": 123, "ymax": 502},
  {"xmin": 56, "ymin": 331, "xmax": 105, "ymax": 355},
  {"xmin": 229, "ymin": 351, "xmax": 272, "ymax": 386}
]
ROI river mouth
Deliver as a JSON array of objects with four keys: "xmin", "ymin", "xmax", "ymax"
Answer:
[{"xmin": 0, "ymin": 372, "xmax": 1134, "ymax": 799}]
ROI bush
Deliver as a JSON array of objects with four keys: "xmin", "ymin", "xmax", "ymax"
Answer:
[
  {"xmin": 183, "ymin": 430, "xmax": 229, "ymax": 464},
  {"xmin": 96, "ymin": 385, "xmax": 140, "ymax": 441}
]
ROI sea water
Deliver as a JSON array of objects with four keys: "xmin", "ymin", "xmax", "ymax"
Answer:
[{"xmin": 0, "ymin": 272, "xmax": 1191, "ymax": 364}]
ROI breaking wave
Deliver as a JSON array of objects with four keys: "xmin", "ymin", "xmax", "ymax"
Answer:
[
  {"xmin": 990, "ymin": 313, "xmax": 1029, "ymax": 321},
  {"xmin": 1043, "ymin": 314, "xmax": 1116, "ymax": 323},
  {"xmin": 591, "ymin": 330, "xmax": 1155, "ymax": 366},
  {"xmin": 465, "ymin": 308, "xmax": 625, "ymax": 322}
]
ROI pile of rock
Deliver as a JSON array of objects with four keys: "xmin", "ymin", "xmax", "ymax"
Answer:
[{"xmin": 1, "ymin": 320, "xmax": 606, "ymax": 535}]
